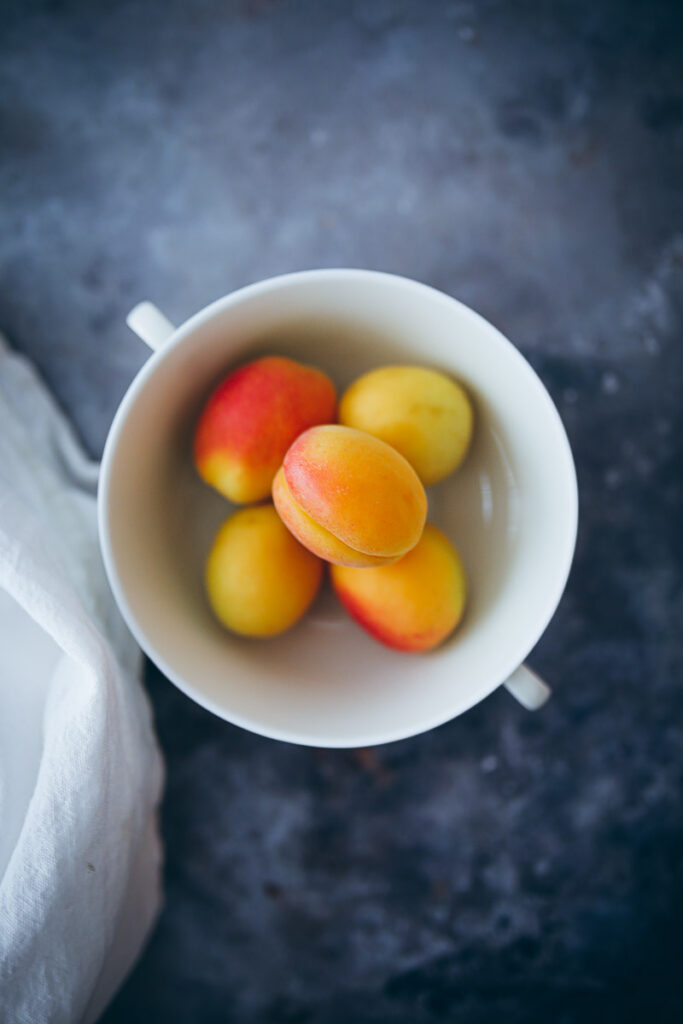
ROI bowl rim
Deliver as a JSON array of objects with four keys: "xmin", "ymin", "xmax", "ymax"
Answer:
[{"xmin": 98, "ymin": 268, "xmax": 579, "ymax": 747}]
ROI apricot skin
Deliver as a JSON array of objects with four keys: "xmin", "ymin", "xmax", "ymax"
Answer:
[
  {"xmin": 331, "ymin": 523, "xmax": 467, "ymax": 652},
  {"xmin": 194, "ymin": 356, "xmax": 336, "ymax": 504},
  {"xmin": 339, "ymin": 365, "xmax": 473, "ymax": 485},
  {"xmin": 205, "ymin": 504, "xmax": 323, "ymax": 637},
  {"xmin": 272, "ymin": 425, "xmax": 427, "ymax": 567},
  {"xmin": 272, "ymin": 468, "xmax": 389, "ymax": 567}
]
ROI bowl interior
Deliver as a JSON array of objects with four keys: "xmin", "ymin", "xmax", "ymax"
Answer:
[{"xmin": 101, "ymin": 272, "xmax": 577, "ymax": 746}]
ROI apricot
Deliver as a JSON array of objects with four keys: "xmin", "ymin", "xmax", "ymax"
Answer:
[
  {"xmin": 331, "ymin": 524, "xmax": 466, "ymax": 652},
  {"xmin": 272, "ymin": 425, "xmax": 427, "ymax": 567},
  {"xmin": 205, "ymin": 504, "xmax": 323, "ymax": 636},
  {"xmin": 194, "ymin": 356, "xmax": 336, "ymax": 504},
  {"xmin": 339, "ymin": 365, "xmax": 473, "ymax": 485}
]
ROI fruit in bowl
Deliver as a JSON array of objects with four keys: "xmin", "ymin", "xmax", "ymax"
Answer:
[
  {"xmin": 272, "ymin": 424, "xmax": 427, "ymax": 567},
  {"xmin": 205, "ymin": 504, "xmax": 323, "ymax": 637},
  {"xmin": 339, "ymin": 365, "xmax": 473, "ymax": 485},
  {"xmin": 195, "ymin": 358, "xmax": 472, "ymax": 652},
  {"xmin": 194, "ymin": 355, "xmax": 336, "ymax": 504},
  {"xmin": 331, "ymin": 524, "xmax": 467, "ymax": 652}
]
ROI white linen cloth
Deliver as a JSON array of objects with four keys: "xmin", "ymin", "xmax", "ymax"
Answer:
[{"xmin": 0, "ymin": 335, "xmax": 164, "ymax": 1023}]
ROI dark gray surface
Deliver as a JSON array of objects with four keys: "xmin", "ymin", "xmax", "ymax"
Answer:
[{"xmin": 2, "ymin": 1, "xmax": 682, "ymax": 1021}]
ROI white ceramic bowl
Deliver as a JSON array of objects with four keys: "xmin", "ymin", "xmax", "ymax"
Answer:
[{"xmin": 99, "ymin": 270, "xmax": 578, "ymax": 747}]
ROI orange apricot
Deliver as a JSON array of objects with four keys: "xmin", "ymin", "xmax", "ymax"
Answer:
[{"xmin": 273, "ymin": 425, "xmax": 427, "ymax": 567}]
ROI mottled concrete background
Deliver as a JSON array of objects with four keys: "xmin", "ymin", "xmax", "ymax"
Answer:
[{"xmin": 2, "ymin": 0, "xmax": 682, "ymax": 1021}]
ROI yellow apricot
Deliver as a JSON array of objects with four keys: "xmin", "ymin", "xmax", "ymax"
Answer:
[
  {"xmin": 205, "ymin": 504, "xmax": 323, "ymax": 636},
  {"xmin": 339, "ymin": 365, "xmax": 473, "ymax": 485}
]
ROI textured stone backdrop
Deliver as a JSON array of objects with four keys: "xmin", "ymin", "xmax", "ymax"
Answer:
[{"xmin": 1, "ymin": 1, "xmax": 682, "ymax": 1021}]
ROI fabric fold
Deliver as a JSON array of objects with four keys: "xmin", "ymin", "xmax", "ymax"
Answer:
[{"xmin": 0, "ymin": 336, "xmax": 164, "ymax": 1024}]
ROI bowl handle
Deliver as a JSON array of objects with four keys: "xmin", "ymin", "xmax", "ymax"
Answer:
[
  {"xmin": 126, "ymin": 302, "xmax": 176, "ymax": 350},
  {"xmin": 504, "ymin": 664, "xmax": 551, "ymax": 710}
]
